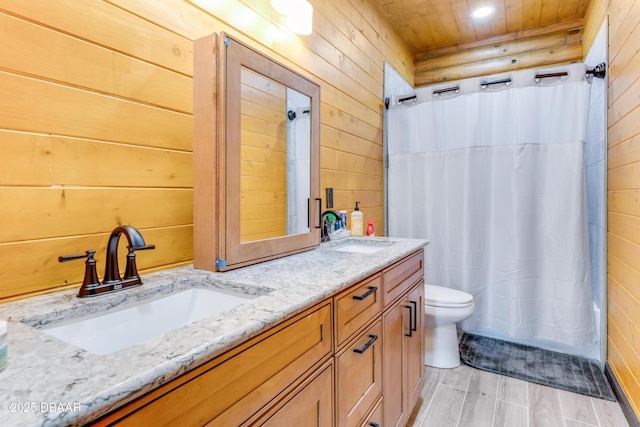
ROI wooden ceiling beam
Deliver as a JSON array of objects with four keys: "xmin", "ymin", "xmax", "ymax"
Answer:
[
  {"xmin": 414, "ymin": 26, "xmax": 584, "ymax": 87},
  {"xmin": 414, "ymin": 17, "xmax": 584, "ymax": 60},
  {"xmin": 415, "ymin": 26, "xmax": 583, "ymax": 73}
]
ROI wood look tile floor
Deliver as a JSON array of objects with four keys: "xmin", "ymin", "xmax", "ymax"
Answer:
[{"xmin": 407, "ymin": 364, "xmax": 630, "ymax": 427}]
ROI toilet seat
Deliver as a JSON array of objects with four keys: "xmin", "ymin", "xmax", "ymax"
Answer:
[{"xmin": 425, "ymin": 285, "xmax": 473, "ymax": 308}]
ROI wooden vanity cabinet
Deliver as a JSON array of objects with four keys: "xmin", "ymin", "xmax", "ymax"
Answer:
[
  {"xmin": 97, "ymin": 249, "xmax": 425, "ymax": 427},
  {"xmin": 334, "ymin": 249, "xmax": 424, "ymax": 427},
  {"xmin": 96, "ymin": 302, "xmax": 333, "ymax": 427},
  {"xmin": 382, "ymin": 252, "xmax": 425, "ymax": 427}
]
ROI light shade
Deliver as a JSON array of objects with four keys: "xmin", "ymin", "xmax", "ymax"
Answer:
[
  {"xmin": 287, "ymin": 0, "xmax": 313, "ymax": 35},
  {"xmin": 270, "ymin": 0, "xmax": 287, "ymax": 14},
  {"xmin": 272, "ymin": 0, "xmax": 313, "ymax": 35}
]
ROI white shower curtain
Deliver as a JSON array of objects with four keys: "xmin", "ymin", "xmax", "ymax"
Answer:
[{"xmin": 387, "ymin": 63, "xmax": 596, "ymax": 349}]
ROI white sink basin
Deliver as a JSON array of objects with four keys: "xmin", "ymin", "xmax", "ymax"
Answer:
[
  {"xmin": 40, "ymin": 288, "xmax": 257, "ymax": 355},
  {"xmin": 331, "ymin": 244, "xmax": 386, "ymax": 254},
  {"xmin": 328, "ymin": 239, "xmax": 395, "ymax": 254}
]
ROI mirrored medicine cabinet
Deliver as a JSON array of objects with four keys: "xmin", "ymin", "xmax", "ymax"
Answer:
[{"xmin": 194, "ymin": 33, "xmax": 321, "ymax": 271}]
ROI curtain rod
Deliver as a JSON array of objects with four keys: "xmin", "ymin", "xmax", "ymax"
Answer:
[
  {"xmin": 385, "ymin": 64, "xmax": 601, "ymax": 109},
  {"xmin": 384, "ymin": 94, "xmax": 417, "ymax": 110},
  {"xmin": 480, "ymin": 78, "xmax": 512, "ymax": 90},
  {"xmin": 432, "ymin": 85, "xmax": 460, "ymax": 97},
  {"xmin": 397, "ymin": 94, "xmax": 417, "ymax": 103},
  {"xmin": 534, "ymin": 71, "xmax": 568, "ymax": 82}
]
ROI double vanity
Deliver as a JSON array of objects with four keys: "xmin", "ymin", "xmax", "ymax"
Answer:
[{"xmin": 0, "ymin": 237, "xmax": 427, "ymax": 426}]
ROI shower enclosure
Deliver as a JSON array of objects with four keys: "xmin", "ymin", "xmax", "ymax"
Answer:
[{"xmin": 383, "ymin": 53, "xmax": 607, "ymax": 361}]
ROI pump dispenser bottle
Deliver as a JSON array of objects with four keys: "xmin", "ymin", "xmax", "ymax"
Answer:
[{"xmin": 351, "ymin": 202, "xmax": 363, "ymax": 236}]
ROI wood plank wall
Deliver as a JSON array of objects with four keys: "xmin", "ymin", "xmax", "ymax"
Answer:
[
  {"xmin": 414, "ymin": 20, "xmax": 584, "ymax": 87},
  {"xmin": 585, "ymin": 0, "xmax": 640, "ymax": 418},
  {"xmin": 0, "ymin": 0, "xmax": 412, "ymax": 301}
]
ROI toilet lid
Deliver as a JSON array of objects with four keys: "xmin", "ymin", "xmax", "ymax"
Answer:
[{"xmin": 424, "ymin": 285, "xmax": 473, "ymax": 307}]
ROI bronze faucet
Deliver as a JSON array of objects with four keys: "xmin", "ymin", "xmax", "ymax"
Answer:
[
  {"xmin": 103, "ymin": 225, "xmax": 155, "ymax": 286},
  {"xmin": 58, "ymin": 225, "xmax": 155, "ymax": 298},
  {"xmin": 320, "ymin": 210, "xmax": 343, "ymax": 242}
]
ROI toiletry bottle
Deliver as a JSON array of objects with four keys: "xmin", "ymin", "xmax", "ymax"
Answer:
[
  {"xmin": 327, "ymin": 213, "xmax": 336, "ymax": 234},
  {"xmin": 351, "ymin": 202, "xmax": 363, "ymax": 236},
  {"xmin": 0, "ymin": 320, "xmax": 7, "ymax": 372},
  {"xmin": 366, "ymin": 220, "xmax": 375, "ymax": 236},
  {"xmin": 340, "ymin": 210, "xmax": 347, "ymax": 230}
]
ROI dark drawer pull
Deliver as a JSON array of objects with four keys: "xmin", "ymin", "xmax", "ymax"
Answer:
[
  {"xmin": 353, "ymin": 286, "xmax": 378, "ymax": 301},
  {"xmin": 410, "ymin": 300, "xmax": 418, "ymax": 332},
  {"xmin": 353, "ymin": 334, "xmax": 378, "ymax": 354},
  {"xmin": 405, "ymin": 305, "xmax": 413, "ymax": 337},
  {"xmin": 369, "ymin": 423, "xmax": 380, "ymax": 427}
]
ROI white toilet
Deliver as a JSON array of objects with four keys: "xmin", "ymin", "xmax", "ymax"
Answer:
[{"xmin": 424, "ymin": 284, "xmax": 475, "ymax": 368}]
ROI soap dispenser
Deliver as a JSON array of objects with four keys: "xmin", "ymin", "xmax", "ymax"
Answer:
[{"xmin": 351, "ymin": 202, "xmax": 363, "ymax": 236}]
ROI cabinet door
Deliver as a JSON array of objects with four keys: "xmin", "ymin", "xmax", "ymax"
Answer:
[
  {"xmin": 336, "ymin": 321, "xmax": 383, "ymax": 427},
  {"xmin": 383, "ymin": 297, "xmax": 407, "ymax": 427},
  {"xmin": 383, "ymin": 282, "xmax": 424, "ymax": 427},
  {"xmin": 404, "ymin": 282, "xmax": 424, "ymax": 414},
  {"xmin": 256, "ymin": 362, "xmax": 334, "ymax": 427}
]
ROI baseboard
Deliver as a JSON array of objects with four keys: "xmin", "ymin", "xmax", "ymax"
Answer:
[{"xmin": 605, "ymin": 362, "xmax": 640, "ymax": 427}]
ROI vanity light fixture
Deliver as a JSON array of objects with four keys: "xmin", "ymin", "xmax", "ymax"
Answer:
[
  {"xmin": 270, "ymin": 0, "xmax": 287, "ymax": 14},
  {"xmin": 271, "ymin": 0, "xmax": 313, "ymax": 35},
  {"xmin": 471, "ymin": 6, "xmax": 494, "ymax": 18}
]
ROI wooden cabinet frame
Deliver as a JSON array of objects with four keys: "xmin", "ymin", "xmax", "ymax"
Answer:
[{"xmin": 194, "ymin": 33, "xmax": 321, "ymax": 272}]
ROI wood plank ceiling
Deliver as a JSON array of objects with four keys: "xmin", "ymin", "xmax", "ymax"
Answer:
[{"xmin": 372, "ymin": 0, "xmax": 592, "ymax": 85}]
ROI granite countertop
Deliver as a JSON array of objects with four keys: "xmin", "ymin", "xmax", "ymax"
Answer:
[{"xmin": 0, "ymin": 237, "xmax": 427, "ymax": 426}]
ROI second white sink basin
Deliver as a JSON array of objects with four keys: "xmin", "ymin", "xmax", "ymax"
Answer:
[
  {"xmin": 331, "ymin": 244, "xmax": 386, "ymax": 254},
  {"xmin": 40, "ymin": 288, "xmax": 257, "ymax": 355},
  {"xmin": 328, "ymin": 239, "xmax": 395, "ymax": 254}
]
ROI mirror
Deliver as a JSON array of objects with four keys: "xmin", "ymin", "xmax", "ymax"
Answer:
[
  {"xmin": 239, "ymin": 68, "xmax": 311, "ymax": 242},
  {"xmin": 193, "ymin": 33, "xmax": 321, "ymax": 271}
]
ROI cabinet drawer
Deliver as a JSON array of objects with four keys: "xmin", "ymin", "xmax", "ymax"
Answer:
[
  {"xmin": 335, "ymin": 273, "xmax": 382, "ymax": 347},
  {"xmin": 383, "ymin": 250, "xmax": 424, "ymax": 307},
  {"xmin": 112, "ymin": 303, "xmax": 333, "ymax": 427},
  {"xmin": 336, "ymin": 320, "xmax": 383, "ymax": 427},
  {"xmin": 253, "ymin": 361, "xmax": 334, "ymax": 427},
  {"xmin": 361, "ymin": 398, "xmax": 383, "ymax": 427}
]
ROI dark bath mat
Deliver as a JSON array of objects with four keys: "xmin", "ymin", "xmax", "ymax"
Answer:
[{"xmin": 459, "ymin": 332, "xmax": 616, "ymax": 401}]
